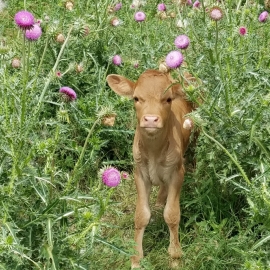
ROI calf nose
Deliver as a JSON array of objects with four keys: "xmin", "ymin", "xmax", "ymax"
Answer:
[{"xmin": 143, "ymin": 115, "xmax": 159, "ymax": 128}]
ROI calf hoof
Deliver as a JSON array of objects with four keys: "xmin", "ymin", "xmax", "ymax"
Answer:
[
  {"xmin": 131, "ymin": 256, "xmax": 141, "ymax": 269},
  {"xmin": 168, "ymin": 245, "xmax": 182, "ymax": 259},
  {"xmin": 170, "ymin": 259, "xmax": 180, "ymax": 269}
]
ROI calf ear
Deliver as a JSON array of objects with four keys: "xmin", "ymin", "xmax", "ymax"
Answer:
[{"xmin": 106, "ymin": 74, "xmax": 135, "ymax": 99}]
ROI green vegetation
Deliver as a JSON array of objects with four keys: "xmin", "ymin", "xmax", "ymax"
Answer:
[{"xmin": 0, "ymin": 0, "xmax": 269, "ymax": 269}]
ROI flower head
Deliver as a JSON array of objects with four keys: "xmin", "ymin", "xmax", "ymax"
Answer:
[
  {"xmin": 165, "ymin": 51, "xmax": 184, "ymax": 69},
  {"xmin": 183, "ymin": 118, "xmax": 193, "ymax": 130},
  {"xmin": 76, "ymin": 63, "xmax": 84, "ymax": 73},
  {"xmin": 56, "ymin": 71, "xmax": 62, "ymax": 78},
  {"xmin": 259, "ymin": 11, "xmax": 268, "ymax": 22},
  {"xmin": 112, "ymin": 54, "xmax": 122, "ymax": 66},
  {"xmin": 65, "ymin": 1, "xmax": 74, "ymax": 10},
  {"xmin": 121, "ymin": 171, "xmax": 129, "ymax": 179},
  {"xmin": 131, "ymin": 0, "xmax": 146, "ymax": 9},
  {"xmin": 209, "ymin": 6, "xmax": 223, "ymax": 21},
  {"xmin": 134, "ymin": 11, "xmax": 146, "ymax": 22},
  {"xmin": 193, "ymin": 0, "xmax": 200, "ymax": 8},
  {"xmin": 187, "ymin": 0, "xmax": 193, "ymax": 6},
  {"xmin": 114, "ymin": 3, "xmax": 122, "ymax": 11},
  {"xmin": 56, "ymin": 33, "xmax": 65, "ymax": 43},
  {"xmin": 101, "ymin": 167, "xmax": 121, "ymax": 187},
  {"xmin": 102, "ymin": 114, "xmax": 116, "ymax": 126},
  {"xmin": 25, "ymin": 23, "xmax": 42, "ymax": 41},
  {"xmin": 239, "ymin": 26, "xmax": 247, "ymax": 36},
  {"xmin": 174, "ymin": 35, "xmax": 190, "ymax": 49},
  {"xmin": 110, "ymin": 17, "xmax": 122, "ymax": 26},
  {"xmin": 157, "ymin": 3, "xmax": 166, "ymax": 11},
  {"xmin": 176, "ymin": 18, "xmax": 188, "ymax": 28},
  {"xmin": 14, "ymin": 10, "xmax": 35, "ymax": 30},
  {"xmin": 133, "ymin": 61, "xmax": 139, "ymax": 68},
  {"xmin": 0, "ymin": 1, "xmax": 6, "ymax": 12},
  {"xmin": 12, "ymin": 58, "xmax": 21, "ymax": 68},
  {"xmin": 159, "ymin": 61, "xmax": 170, "ymax": 73},
  {"xmin": 59, "ymin": 86, "xmax": 77, "ymax": 101}
]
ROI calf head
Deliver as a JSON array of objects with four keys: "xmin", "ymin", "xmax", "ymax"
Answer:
[{"xmin": 106, "ymin": 69, "xmax": 180, "ymax": 137}]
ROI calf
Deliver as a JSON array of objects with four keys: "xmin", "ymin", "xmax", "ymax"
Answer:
[{"xmin": 106, "ymin": 69, "xmax": 195, "ymax": 268}]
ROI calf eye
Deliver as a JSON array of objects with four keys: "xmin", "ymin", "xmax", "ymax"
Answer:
[
  {"xmin": 166, "ymin": 97, "xmax": 172, "ymax": 103},
  {"xmin": 134, "ymin": 97, "xmax": 139, "ymax": 102}
]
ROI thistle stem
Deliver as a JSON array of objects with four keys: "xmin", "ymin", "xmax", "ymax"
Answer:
[
  {"xmin": 66, "ymin": 117, "xmax": 101, "ymax": 192},
  {"xmin": 202, "ymin": 128, "xmax": 251, "ymax": 186},
  {"xmin": 215, "ymin": 21, "xmax": 231, "ymax": 115}
]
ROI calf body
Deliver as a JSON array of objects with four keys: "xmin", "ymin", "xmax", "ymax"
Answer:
[{"xmin": 106, "ymin": 70, "xmax": 194, "ymax": 268}]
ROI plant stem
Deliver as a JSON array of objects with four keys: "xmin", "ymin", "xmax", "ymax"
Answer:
[
  {"xmin": 202, "ymin": 128, "xmax": 251, "ymax": 186},
  {"xmin": 66, "ymin": 117, "xmax": 101, "ymax": 192},
  {"xmin": 215, "ymin": 21, "xmax": 231, "ymax": 115},
  {"xmin": 28, "ymin": 25, "xmax": 73, "ymax": 133}
]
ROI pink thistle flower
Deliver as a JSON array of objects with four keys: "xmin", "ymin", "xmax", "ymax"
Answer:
[
  {"xmin": 193, "ymin": 0, "xmax": 200, "ymax": 8},
  {"xmin": 209, "ymin": 6, "xmax": 223, "ymax": 21},
  {"xmin": 56, "ymin": 71, "xmax": 62, "ymax": 78},
  {"xmin": 25, "ymin": 23, "xmax": 42, "ymax": 41},
  {"xmin": 112, "ymin": 55, "xmax": 122, "ymax": 66},
  {"xmin": 134, "ymin": 11, "xmax": 146, "ymax": 22},
  {"xmin": 165, "ymin": 51, "xmax": 184, "ymax": 69},
  {"xmin": 259, "ymin": 11, "xmax": 268, "ymax": 22},
  {"xmin": 121, "ymin": 171, "xmax": 129, "ymax": 179},
  {"xmin": 102, "ymin": 167, "xmax": 121, "ymax": 187},
  {"xmin": 157, "ymin": 3, "xmax": 166, "ymax": 11},
  {"xmin": 114, "ymin": 3, "xmax": 122, "ymax": 11},
  {"xmin": 36, "ymin": 19, "xmax": 42, "ymax": 25},
  {"xmin": 110, "ymin": 17, "xmax": 122, "ymax": 26},
  {"xmin": 239, "ymin": 26, "xmax": 247, "ymax": 36},
  {"xmin": 133, "ymin": 61, "xmax": 139, "ymax": 68},
  {"xmin": 14, "ymin": 10, "xmax": 35, "ymax": 30},
  {"xmin": 59, "ymin": 86, "xmax": 77, "ymax": 101},
  {"xmin": 174, "ymin": 35, "xmax": 190, "ymax": 49},
  {"xmin": 187, "ymin": 0, "xmax": 192, "ymax": 6}
]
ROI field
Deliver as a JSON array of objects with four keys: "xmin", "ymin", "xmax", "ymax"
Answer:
[{"xmin": 0, "ymin": 0, "xmax": 270, "ymax": 269}]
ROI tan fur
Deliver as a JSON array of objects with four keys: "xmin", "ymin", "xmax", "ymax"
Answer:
[{"xmin": 106, "ymin": 69, "xmax": 195, "ymax": 268}]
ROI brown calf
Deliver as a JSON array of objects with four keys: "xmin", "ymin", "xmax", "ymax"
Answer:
[{"xmin": 106, "ymin": 69, "xmax": 195, "ymax": 268}]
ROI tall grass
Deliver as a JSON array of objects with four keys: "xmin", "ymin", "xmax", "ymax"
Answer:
[{"xmin": 0, "ymin": 0, "xmax": 269, "ymax": 269}]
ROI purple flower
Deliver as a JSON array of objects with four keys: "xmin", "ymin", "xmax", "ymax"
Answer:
[
  {"xmin": 114, "ymin": 3, "xmax": 122, "ymax": 11},
  {"xmin": 134, "ymin": 11, "xmax": 146, "ymax": 22},
  {"xmin": 187, "ymin": 0, "xmax": 192, "ymax": 6},
  {"xmin": 59, "ymin": 86, "xmax": 77, "ymax": 101},
  {"xmin": 112, "ymin": 55, "xmax": 122, "ymax": 66},
  {"xmin": 102, "ymin": 167, "xmax": 121, "ymax": 187},
  {"xmin": 14, "ymin": 10, "xmax": 35, "ymax": 30},
  {"xmin": 174, "ymin": 35, "xmax": 190, "ymax": 49},
  {"xmin": 165, "ymin": 51, "xmax": 184, "ymax": 69},
  {"xmin": 133, "ymin": 61, "xmax": 139, "ymax": 68},
  {"xmin": 25, "ymin": 24, "xmax": 42, "ymax": 40},
  {"xmin": 259, "ymin": 11, "xmax": 268, "ymax": 22},
  {"xmin": 193, "ymin": 0, "xmax": 200, "ymax": 8},
  {"xmin": 157, "ymin": 3, "xmax": 166, "ymax": 11},
  {"xmin": 121, "ymin": 171, "xmax": 129, "ymax": 179},
  {"xmin": 209, "ymin": 6, "xmax": 223, "ymax": 21},
  {"xmin": 239, "ymin": 26, "xmax": 247, "ymax": 36}
]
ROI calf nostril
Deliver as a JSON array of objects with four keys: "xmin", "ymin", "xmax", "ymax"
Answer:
[{"xmin": 144, "ymin": 116, "xmax": 159, "ymax": 122}]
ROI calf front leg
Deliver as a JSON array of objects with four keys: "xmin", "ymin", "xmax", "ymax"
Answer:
[
  {"xmin": 164, "ymin": 168, "xmax": 184, "ymax": 260},
  {"xmin": 131, "ymin": 174, "xmax": 151, "ymax": 269}
]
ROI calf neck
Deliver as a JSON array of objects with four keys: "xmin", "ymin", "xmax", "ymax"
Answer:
[{"xmin": 106, "ymin": 69, "xmax": 194, "ymax": 268}]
